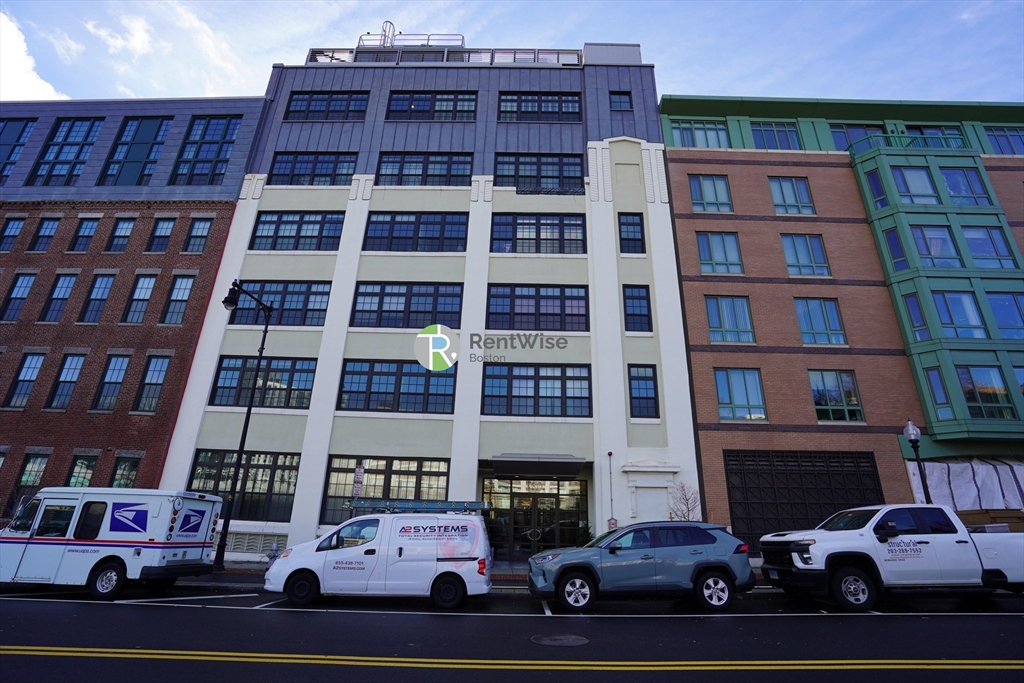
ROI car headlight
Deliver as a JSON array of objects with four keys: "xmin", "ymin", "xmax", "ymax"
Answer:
[
  {"xmin": 793, "ymin": 540, "xmax": 815, "ymax": 565},
  {"xmin": 280, "ymin": 549, "xmax": 292, "ymax": 558},
  {"xmin": 533, "ymin": 553, "xmax": 560, "ymax": 564}
]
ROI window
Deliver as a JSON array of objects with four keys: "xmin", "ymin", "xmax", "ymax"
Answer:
[
  {"xmin": 917, "ymin": 507, "xmax": 958, "ymax": 534},
  {"xmin": 28, "ymin": 219, "xmax": 59, "ymax": 252},
  {"xmin": 376, "ymin": 153, "xmax": 472, "ymax": 186},
  {"xmin": 0, "ymin": 118, "xmax": 36, "ymax": 186},
  {"xmin": 940, "ymin": 168, "xmax": 991, "ymax": 205},
  {"xmin": 865, "ymin": 170, "xmax": 889, "ymax": 209},
  {"xmin": 618, "ymin": 214, "xmax": 645, "ymax": 254},
  {"xmin": 30, "ymin": 118, "xmax": 103, "ymax": 186},
  {"xmin": 147, "ymin": 218, "xmax": 175, "ymax": 252},
  {"xmin": 877, "ymin": 508, "xmax": 919, "ymax": 534},
  {"xmin": 1, "ymin": 274, "xmax": 35, "ymax": 321},
  {"xmin": 66, "ymin": 456, "xmax": 96, "ymax": 487},
  {"xmin": 74, "ymin": 502, "xmax": 107, "ymax": 539},
  {"xmin": 189, "ymin": 450, "xmax": 300, "ymax": 522},
  {"xmin": 161, "ymin": 276, "xmax": 194, "ymax": 324},
  {"xmin": 1016, "ymin": 368, "xmax": 1024, "ymax": 396},
  {"xmin": 715, "ymin": 368, "xmax": 766, "ymax": 420},
  {"xmin": 79, "ymin": 275, "xmax": 114, "ymax": 323},
  {"xmin": 482, "ymin": 364, "xmax": 591, "ymax": 417},
  {"xmin": 956, "ymin": 366, "xmax": 1017, "ymax": 419},
  {"xmin": 123, "ymin": 275, "xmax": 156, "ymax": 323},
  {"xmin": 963, "ymin": 227, "xmax": 1016, "ymax": 268},
  {"xmin": 609, "ymin": 92, "xmax": 633, "ymax": 111},
  {"xmin": 883, "ymin": 228, "xmax": 908, "ymax": 271},
  {"xmin": 230, "ymin": 282, "xmax": 332, "ymax": 326},
  {"xmin": 386, "ymin": 92, "xmax": 477, "ymax": 121},
  {"xmin": 987, "ymin": 293, "xmax": 1024, "ymax": 339},
  {"xmin": 211, "ymin": 357, "xmax": 317, "ymax": 409},
  {"xmin": 751, "ymin": 122, "xmax": 800, "ymax": 150},
  {"xmin": 911, "ymin": 226, "xmax": 962, "ymax": 268},
  {"xmin": 321, "ymin": 457, "xmax": 450, "ymax": 524},
  {"xmin": 932, "ymin": 291, "xmax": 987, "ymax": 338},
  {"xmin": 171, "ymin": 116, "xmax": 241, "ymax": 185},
  {"xmin": 93, "ymin": 356, "xmax": 130, "ymax": 410},
  {"xmin": 363, "ymin": 213, "xmax": 467, "ymax": 252},
  {"xmin": 268, "ymin": 152, "xmax": 357, "ymax": 186},
  {"xmin": 782, "ymin": 234, "xmax": 830, "ymax": 276},
  {"xmin": 498, "ymin": 93, "xmax": 581, "ymax": 122},
  {"xmin": 99, "ymin": 117, "xmax": 172, "ymax": 186},
  {"xmin": 905, "ymin": 125, "xmax": 964, "ymax": 148},
  {"xmin": 689, "ymin": 175, "xmax": 733, "ymax": 212},
  {"xmin": 892, "ymin": 167, "xmax": 939, "ymax": 204},
  {"xmin": 134, "ymin": 356, "xmax": 170, "ymax": 412},
  {"xmin": 624, "ymin": 286, "xmax": 652, "ymax": 332},
  {"xmin": 769, "ymin": 177, "xmax": 815, "ymax": 214},
  {"xmin": 5, "ymin": 354, "xmax": 45, "ymax": 407},
  {"xmin": 495, "ymin": 154, "xmax": 583, "ymax": 193},
  {"xmin": 697, "ymin": 232, "xmax": 743, "ymax": 274},
  {"xmin": 69, "ymin": 219, "xmax": 98, "ymax": 252},
  {"xmin": 105, "ymin": 219, "xmax": 134, "ymax": 252},
  {"xmin": 18, "ymin": 455, "xmax": 48, "ymax": 486},
  {"xmin": 671, "ymin": 121, "xmax": 729, "ymax": 148},
  {"xmin": 706, "ymin": 296, "xmax": 754, "ymax": 342},
  {"xmin": 251, "ymin": 212, "xmax": 344, "ymax": 251},
  {"xmin": 490, "ymin": 214, "xmax": 586, "ymax": 254},
  {"xmin": 1, "ymin": 218, "xmax": 24, "ymax": 251},
  {"xmin": 831, "ymin": 124, "xmax": 884, "ymax": 153},
  {"xmin": 40, "ymin": 275, "xmax": 76, "ymax": 322},
  {"xmin": 926, "ymin": 368, "xmax": 954, "ymax": 420},
  {"xmin": 904, "ymin": 293, "xmax": 931, "ymax": 341},
  {"xmin": 986, "ymin": 127, "xmax": 1024, "ymax": 155},
  {"xmin": 809, "ymin": 370, "xmax": 863, "ymax": 422},
  {"xmin": 284, "ymin": 92, "xmax": 368, "ymax": 121},
  {"xmin": 628, "ymin": 365, "xmax": 658, "ymax": 418},
  {"xmin": 110, "ymin": 458, "xmax": 139, "ymax": 488},
  {"xmin": 47, "ymin": 354, "xmax": 85, "ymax": 409},
  {"xmin": 487, "ymin": 286, "xmax": 588, "ymax": 331},
  {"xmin": 338, "ymin": 361, "xmax": 456, "ymax": 414},
  {"xmin": 795, "ymin": 299, "xmax": 846, "ymax": 345},
  {"xmin": 183, "ymin": 219, "xmax": 211, "ymax": 253},
  {"xmin": 351, "ymin": 283, "xmax": 461, "ymax": 328}
]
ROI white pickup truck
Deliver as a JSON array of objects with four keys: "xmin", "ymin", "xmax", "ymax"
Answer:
[{"xmin": 759, "ymin": 504, "xmax": 1024, "ymax": 611}]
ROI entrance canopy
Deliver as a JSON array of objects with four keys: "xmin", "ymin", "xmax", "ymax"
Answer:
[{"xmin": 490, "ymin": 453, "xmax": 586, "ymax": 478}]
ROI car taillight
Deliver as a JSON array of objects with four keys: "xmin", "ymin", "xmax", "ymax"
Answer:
[
  {"xmin": 477, "ymin": 558, "xmax": 487, "ymax": 576},
  {"xmin": 734, "ymin": 543, "xmax": 749, "ymax": 554}
]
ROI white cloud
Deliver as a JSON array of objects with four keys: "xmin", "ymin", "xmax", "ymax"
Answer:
[
  {"xmin": 116, "ymin": 83, "xmax": 137, "ymax": 98},
  {"xmin": 84, "ymin": 14, "xmax": 154, "ymax": 58},
  {"xmin": 40, "ymin": 27, "xmax": 85, "ymax": 64},
  {"xmin": 163, "ymin": 1, "xmax": 247, "ymax": 96},
  {"xmin": 0, "ymin": 10, "xmax": 68, "ymax": 101}
]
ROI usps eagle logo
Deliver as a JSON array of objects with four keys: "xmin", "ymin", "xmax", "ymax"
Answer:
[
  {"xmin": 110, "ymin": 503, "xmax": 148, "ymax": 533},
  {"xmin": 179, "ymin": 508, "xmax": 206, "ymax": 534}
]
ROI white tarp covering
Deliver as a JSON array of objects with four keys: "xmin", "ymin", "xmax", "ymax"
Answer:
[{"xmin": 906, "ymin": 458, "xmax": 1024, "ymax": 510}]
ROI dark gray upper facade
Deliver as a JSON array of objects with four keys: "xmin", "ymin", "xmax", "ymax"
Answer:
[{"xmin": 0, "ymin": 97, "xmax": 266, "ymax": 202}]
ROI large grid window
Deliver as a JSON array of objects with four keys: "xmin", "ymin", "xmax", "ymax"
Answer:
[
  {"xmin": 1, "ymin": 274, "xmax": 35, "ymax": 321},
  {"xmin": 751, "ymin": 122, "xmax": 800, "ymax": 150},
  {"xmin": 940, "ymin": 168, "xmax": 991, "ymax": 205},
  {"xmin": 386, "ymin": 92, "xmax": 476, "ymax": 121},
  {"xmin": 79, "ymin": 275, "xmax": 114, "ymax": 323},
  {"xmin": 495, "ymin": 154, "xmax": 583, "ymax": 193},
  {"xmin": 782, "ymin": 234, "xmax": 830, "ymax": 276},
  {"xmin": 134, "ymin": 356, "xmax": 171, "ymax": 412},
  {"xmin": 0, "ymin": 218, "xmax": 23, "ymax": 251},
  {"xmin": 321, "ymin": 457, "xmax": 450, "ymax": 525},
  {"xmin": 809, "ymin": 370, "xmax": 864, "ymax": 422},
  {"xmin": 29, "ymin": 219, "xmax": 60, "ymax": 252},
  {"xmin": 110, "ymin": 458, "xmax": 139, "ymax": 488},
  {"xmin": 624, "ymin": 286, "xmax": 652, "ymax": 332},
  {"xmin": 490, "ymin": 214, "xmax": 585, "ymax": 254},
  {"xmin": 123, "ymin": 275, "xmax": 156, "ymax": 323},
  {"xmin": 715, "ymin": 368, "xmax": 766, "ymax": 420},
  {"xmin": 352, "ymin": 283, "xmax": 461, "ymax": 328},
  {"xmin": 697, "ymin": 232, "xmax": 743, "ymax": 274},
  {"xmin": 933, "ymin": 291, "xmax": 988, "ymax": 338},
  {"xmin": 268, "ymin": 152, "xmax": 357, "ymax": 186},
  {"xmin": 963, "ymin": 227, "xmax": 1016, "ymax": 269},
  {"xmin": 161, "ymin": 276, "xmax": 194, "ymax": 325},
  {"xmin": 769, "ymin": 177, "xmax": 815, "ymax": 214},
  {"xmin": 93, "ymin": 356, "xmax": 130, "ymax": 411},
  {"xmin": 483, "ymin": 364, "xmax": 591, "ymax": 417},
  {"xmin": 99, "ymin": 117, "xmax": 172, "ymax": 186},
  {"xmin": 5, "ymin": 354, "xmax": 45, "ymax": 408},
  {"xmin": 904, "ymin": 293, "xmax": 931, "ymax": 342},
  {"xmin": 986, "ymin": 127, "xmax": 1024, "ymax": 155},
  {"xmin": 284, "ymin": 92, "xmax": 368, "ymax": 121},
  {"xmin": 211, "ymin": 357, "xmax": 317, "ymax": 409},
  {"xmin": 498, "ymin": 93, "xmax": 581, "ymax": 122},
  {"xmin": 19, "ymin": 455, "xmax": 48, "ymax": 486},
  {"xmin": 0, "ymin": 118, "xmax": 36, "ymax": 186},
  {"xmin": 690, "ymin": 175, "xmax": 732, "ymax": 212},
  {"xmin": 40, "ymin": 275, "xmax": 76, "ymax": 322},
  {"xmin": 30, "ymin": 118, "xmax": 103, "ymax": 186},
  {"xmin": 171, "ymin": 116, "xmax": 240, "ymax": 185},
  {"xmin": 66, "ymin": 456, "xmax": 96, "ymax": 487},
  {"xmin": 628, "ymin": 365, "xmax": 659, "ymax": 418},
  {"xmin": 892, "ymin": 167, "xmax": 939, "ymax": 204},
  {"xmin": 189, "ymin": 450, "xmax": 300, "ymax": 523},
  {"xmin": 912, "ymin": 226, "xmax": 962, "ymax": 268},
  {"xmin": 926, "ymin": 368, "xmax": 955, "ymax": 420},
  {"xmin": 883, "ymin": 228, "xmax": 908, "ymax": 271},
  {"xmin": 105, "ymin": 219, "xmax": 134, "ymax": 252},
  {"xmin": 250, "ymin": 212, "xmax": 344, "ymax": 251},
  {"xmin": 987, "ymin": 293, "xmax": 1024, "ymax": 339},
  {"xmin": 671, "ymin": 121, "xmax": 729, "ymax": 148},
  {"xmin": 183, "ymin": 219, "xmax": 211, "ymax": 253},
  {"xmin": 47, "ymin": 354, "xmax": 85, "ymax": 409},
  {"xmin": 363, "ymin": 213, "xmax": 467, "ymax": 252},
  {"xmin": 906, "ymin": 125, "xmax": 964, "ymax": 148},
  {"xmin": 795, "ymin": 298, "xmax": 847, "ymax": 345},
  {"xmin": 69, "ymin": 219, "xmax": 98, "ymax": 252},
  {"xmin": 865, "ymin": 170, "xmax": 889, "ymax": 209},
  {"xmin": 376, "ymin": 153, "xmax": 471, "ymax": 186},
  {"xmin": 618, "ymin": 214, "xmax": 645, "ymax": 254},
  {"xmin": 955, "ymin": 366, "xmax": 1017, "ymax": 419},
  {"xmin": 338, "ymin": 361, "xmax": 456, "ymax": 414},
  {"xmin": 230, "ymin": 282, "xmax": 331, "ymax": 326},
  {"xmin": 147, "ymin": 218, "xmax": 175, "ymax": 252},
  {"xmin": 487, "ymin": 285, "xmax": 588, "ymax": 331},
  {"xmin": 706, "ymin": 296, "xmax": 754, "ymax": 343}
]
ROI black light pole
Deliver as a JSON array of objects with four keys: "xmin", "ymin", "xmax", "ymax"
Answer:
[
  {"xmin": 903, "ymin": 419, "xmax": 932, "ymax": 504},
  {"xmin": 213, "ymin": 280, "xmax": 275, "ymax": 571}
]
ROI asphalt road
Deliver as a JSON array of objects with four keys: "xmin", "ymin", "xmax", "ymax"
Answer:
[{"xmin": 1, "ymin": 584, "xmax": 1022, "ymax": 682}]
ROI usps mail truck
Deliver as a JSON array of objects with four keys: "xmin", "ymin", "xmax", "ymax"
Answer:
[{"xmin": 0, "ymin": 487, "xmax": 221, "ymax": 599}]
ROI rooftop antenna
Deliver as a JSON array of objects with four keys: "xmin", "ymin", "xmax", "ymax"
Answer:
[{"xmin": 382, "ymin": 20, "xmax": 396, "ymax": 48}]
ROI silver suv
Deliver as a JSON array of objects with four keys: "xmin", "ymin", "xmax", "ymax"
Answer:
[{"xmin": 528, "ymin": 522, "xmax": 755, "ymax": 612}]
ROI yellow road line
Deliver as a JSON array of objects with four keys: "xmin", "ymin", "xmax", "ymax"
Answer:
[{"xmin": 1, "ymin": 646, "xmax": 1021, "ymax": 671}]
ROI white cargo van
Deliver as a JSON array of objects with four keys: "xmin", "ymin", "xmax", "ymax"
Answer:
[
  {"xmin": 0, "ymin": 487, "xmax": 222, "ymax": 599},
  {"xmin": 265, "ymin": 509, "xmax": 492, "ymax": 608}
]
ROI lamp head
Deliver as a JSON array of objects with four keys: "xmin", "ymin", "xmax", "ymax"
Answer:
[
  {"xmin": 222, "ymin": 282, "xmax": 240, "ymax": 311},
  {"xmin": 903, "ymin": 419, "xmax": 921, "ymax": 442}
]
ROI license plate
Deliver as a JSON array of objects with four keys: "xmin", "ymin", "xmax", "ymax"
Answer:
[{"xmin": 767, "ymin": 570, "xmax": 778, "ymax": 580}]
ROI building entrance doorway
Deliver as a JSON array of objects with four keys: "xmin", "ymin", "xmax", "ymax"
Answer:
[{"xmin": 482, "ymin": 479, "xmax": 588, "ymax": 561}]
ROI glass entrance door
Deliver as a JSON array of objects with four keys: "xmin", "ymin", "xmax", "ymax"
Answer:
[
  {"xmin": 483, "ymin": 479, "xmax": 588, "ymax": 561},
  {"xmin": 511, "ymin": 495, "xmax": 558, "ymax": 560}
]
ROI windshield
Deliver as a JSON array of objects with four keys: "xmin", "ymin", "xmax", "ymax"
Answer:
[
  {"xmin": 584, "ymin": 529, "xmax": 620, "ymax": 548},
  {"xmin": 8, "ymin": 499, "xmax": 41, "ymax": 532},
  {"xmin": 817, "ymin": 509, "xmax": 878, "ymax": 531}
]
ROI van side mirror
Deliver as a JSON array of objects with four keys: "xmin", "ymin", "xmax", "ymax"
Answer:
[
  {"xmin": 874, "ymin": 520, "xmax": 899, "ymax": 542},
  {"xmin": 608, "ymin": 541, "xmax": 622, "ymax": 554}
]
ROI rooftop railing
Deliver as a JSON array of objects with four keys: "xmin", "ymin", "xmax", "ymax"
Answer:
[
  {"xmin": 358, "ymin": 33, "xmax": 465, "ymax": 48},
  {"xmin": 307, "ymin": 47, "xmax": 582, "ymax": 66},
  {"xmin": 847, "ymin": 134, "xmax": 972, "ymax": 158}
]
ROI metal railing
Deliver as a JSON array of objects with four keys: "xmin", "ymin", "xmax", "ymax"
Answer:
[
  {"xmin": 515, "ymin": 185, "xmax": 586, "ymax": 196},
  {"xmin": 358, "ymin": 32, "xmax": 465, "ymax": 48},
  {"xmin": 847, "ymin": 134, "xmax": 971, "ymax": 157},
  {"xmin": 307, "ymin": 47, "xmax": 582, "ymax": 66}
]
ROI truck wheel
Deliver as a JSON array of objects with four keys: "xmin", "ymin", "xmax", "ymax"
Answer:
[
  {"xmin": 831, "ymin": 567, "xmax": 877, "ymax": 612},
  {"xmin": 88, "ymin": 562, "xmax": 126, "ymax": 600},
  {"xmin": 694, "ymin": 571, "xmax": 734, "ymax": 611},
  {"xmin": 431, "ymin": 575, "xmax": 466, "ymax": 609},
  {"xmin": 558, "ymin": 571, "xmax": 595, "ymax": 612},
  {"xmin": 285, "ymin": 572, "xmax": 320, "ymax": 606}
]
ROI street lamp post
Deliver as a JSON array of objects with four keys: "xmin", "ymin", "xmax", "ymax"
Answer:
[
  {"xmin": 903, "ymin": 419, "xmax": 932, "ymax": 504},
  {"xmin": 213, "ymin": 280, "xmax": 275, "ymax": 571}
]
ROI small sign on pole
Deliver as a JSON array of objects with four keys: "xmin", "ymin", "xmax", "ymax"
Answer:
[
  {"xmin": 607, "ymin": 517, "xmax": 618, "ymax": 530},
  {"xmin": 352, "ymin": 465, "xmax": 365, "ymax": 498}
]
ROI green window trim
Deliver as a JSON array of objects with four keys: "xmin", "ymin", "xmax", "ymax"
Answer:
[{"xmin": 715, "ymin": 368, "xmax": 766, "ymax": 421}]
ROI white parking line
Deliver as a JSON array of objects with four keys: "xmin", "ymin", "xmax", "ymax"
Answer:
[
  {"xmin": 0, "ymin": 590, "xmax": 88, "ymax": 598},
  {"xmin": 254, "ymin": 598, "xmax": 289, "ymax": 609},
  {"xmin": 542, "ymin": 600, "xmax": 552, "ymax": 616},
  {"xmin": 117, "ymin": 593, "xmax": 260, "ymax": 604}
]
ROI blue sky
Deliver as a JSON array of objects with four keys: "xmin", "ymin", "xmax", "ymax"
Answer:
[{"xmin": 1, "ymin": 0, "xmax": 1022, "ymax": 103}]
